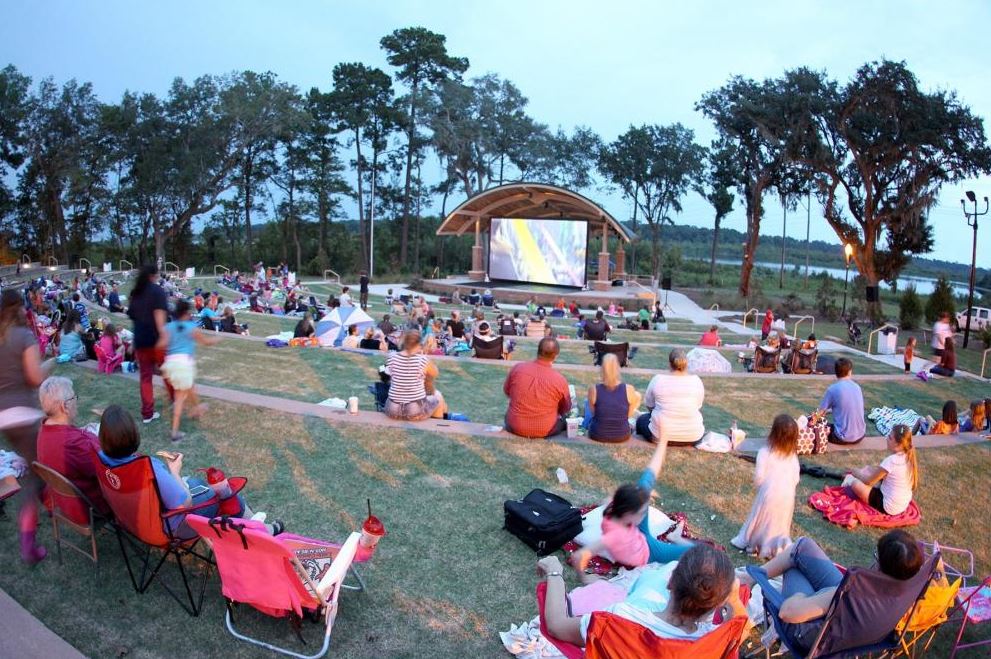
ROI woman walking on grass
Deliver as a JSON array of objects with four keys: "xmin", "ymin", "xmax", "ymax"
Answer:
[{"xmin": 160, "ymin": 300, "xmax": 218, "ymax": 442}]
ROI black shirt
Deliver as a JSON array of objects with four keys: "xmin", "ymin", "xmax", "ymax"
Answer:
[
  {"xmin": 127, "ymin": 283, "xmax": 168, "ymax": 349},
  {"xmin": 359, "ymin": 338, "xmax": 381, "ymax": 350},
  {"xmin": 359, "ymin": 275, "xmax": 369, "ymax": 293},
  {"xmin": 584, "ymin": 319, "xmax": 610, "ymax": 341},
  {"xmin": 294, "ymin": 319, "xmax": 314, "ymax": 338},
  {"xmin": 446, "ymin": 319, "xmax": 465, "ymax": 338}
]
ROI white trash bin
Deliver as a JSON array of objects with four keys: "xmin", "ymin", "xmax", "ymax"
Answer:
[{"xmin": 878, "ymin": 328, "xmax": 898, "ymax": 355}]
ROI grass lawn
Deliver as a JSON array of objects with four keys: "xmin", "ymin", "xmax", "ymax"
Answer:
[{"xmin": 0, "ymin": 368, "xmax": 987, "ymax": 658}]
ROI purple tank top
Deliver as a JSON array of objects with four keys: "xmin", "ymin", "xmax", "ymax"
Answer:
[{"xmin": 589, "ymin": 383, "xmax": 630, "ymax": 441}]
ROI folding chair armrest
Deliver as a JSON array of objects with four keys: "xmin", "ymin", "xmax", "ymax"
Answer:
[
  {"xmin": 161, "ymin": 495, "xmax": 220, "ymax": 519},
  {"xmin": 746, "ymin": 565, "xmax": 786, "ymax": 610}
]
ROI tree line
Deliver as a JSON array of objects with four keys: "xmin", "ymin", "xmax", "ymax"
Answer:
[{"xmin": 1, "ymin": 27, "xmax": 989, "ymax": 312}]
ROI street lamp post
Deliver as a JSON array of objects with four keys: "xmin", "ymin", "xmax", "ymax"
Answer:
[
  {"xmin": 841, "ymin": 243, "xmax": 854, "ymax": 319},
  {"xmin": 961, "ymin": 191, "xmax": 988, "ymax": 349}
]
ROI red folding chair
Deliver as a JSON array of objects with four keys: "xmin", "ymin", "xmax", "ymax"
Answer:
[
  {"xmin": 536, "ymin": 582, "xmax": 747, "ymax": 659},
  {"xmin": 186, "ymin": 514, "xmax": 360, "ymax": 659},
  {"xmin": 92, "ymin": 453, "xmax": 235, "ymax": 616}
]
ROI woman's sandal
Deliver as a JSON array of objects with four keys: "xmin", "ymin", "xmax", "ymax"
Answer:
[{"xmin": 270, "ymin": 519, "xmax": 286, "ymax": 536}]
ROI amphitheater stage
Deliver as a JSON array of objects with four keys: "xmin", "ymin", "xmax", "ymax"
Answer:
[{"xmin": 416, "ymin": 277, "xmax": 657, "ymax": 308}]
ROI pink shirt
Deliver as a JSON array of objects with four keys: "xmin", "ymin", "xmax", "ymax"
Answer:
[
  {"xmin": 698, "ymin": 330, "xmax": 721, "ymax": 346},
  {"xmin": 600, "ymin": 516, "xmax": 649, "ymax": 567}
]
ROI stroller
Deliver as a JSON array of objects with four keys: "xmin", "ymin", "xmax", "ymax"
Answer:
[
  {"xmin": 368, "ymin": 367, "xmax": 390, "ymax": 412},
  {"xmin": 847, "ymin": 319, "xmax": 863, "ymax": 346}
]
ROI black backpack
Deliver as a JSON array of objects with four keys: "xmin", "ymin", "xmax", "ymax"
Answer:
[{"xmin": 504, "ymin": 489, "xmax": 582, "ymax": 556}]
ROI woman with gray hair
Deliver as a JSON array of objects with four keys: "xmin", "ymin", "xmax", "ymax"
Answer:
[
  {"xmin": 36, "ymin": 376, "xmax": 108, "ymax": 521},
  {"xmin": 639, "ymin": 348, "xmax": 706, "ymax": 445}
]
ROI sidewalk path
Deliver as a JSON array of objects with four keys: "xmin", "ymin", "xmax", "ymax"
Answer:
[{"xmin": 0, "ymin": 588, "xmax": 87, "ymax": 658}]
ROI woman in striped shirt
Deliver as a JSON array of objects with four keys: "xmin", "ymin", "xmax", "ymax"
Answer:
[{"xmin": 384, "ymin": 330, "xmax": 447, "ymax": 421}]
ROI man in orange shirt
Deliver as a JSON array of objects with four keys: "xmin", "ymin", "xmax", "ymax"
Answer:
[{"xmin": 503, "ymin": 338, "xmax": 571, "ymax": 438}]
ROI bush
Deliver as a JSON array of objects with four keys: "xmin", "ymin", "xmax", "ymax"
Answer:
[
  {"xmin": 815, "ymin": 277, "xmax": 840, "ymax": 322},
  {"xmin": 924, "ymin": 275, "xmax": 957, "ymax": 323},
  {"xmin": 899, "ymin": 286, "xmax": 924, "ymax": 330},
  {"xmin": 979, "ymin": 326, "xmax": 991, "ymax": 350}
]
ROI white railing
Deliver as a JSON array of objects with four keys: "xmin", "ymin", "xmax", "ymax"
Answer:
[
  {"xmin": 709, "ymin": 303, "xmax": 720, "ymax": 311},
  {"xmin": 981, "ymin": 348, "xmax": 990, "ymax": 379},
  {"xmin": 866, "ymin": 323, "xmax": 898, "ymax": 355},
  {"xmin": 323, "ymin": 269, "xmax": 341, "ymax": 285},
  {"xmin": 431, "ymin": 266, "xmax": 440, "ymax": 278},
  {"xmin": 742, "ymin": 308, "xmax": 760, "ymax": 330},
  {"xmin": 78, "ymin": 257, "xmax": 92, "ymax": 272},
  {"xmin": 163, "ymin": 261, "xmax": 181, "ymax": 275},
  {"xmin": 21, "ymin": 254, "xmax": 31, "ymax": 265},
  {"xmin": 119, "ymin": 259, "xmax": 133, "ymax": 272},
  {"xmin": 213, "ymin": 264, "xmax": 230, "ymax": 276},
  {"xmin": 627, "ymin": 280, "xmax": 657, "ymax": 305},
  {"xmin": 791, "ymin": 315, "xmax": 815, "ymax": 340},
  {"xmin": 46, "ymin": 256, "xmax": 58, "ymax": 267}
]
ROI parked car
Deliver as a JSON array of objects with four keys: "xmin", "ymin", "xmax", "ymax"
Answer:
[{"xmin": 957, "ymin": 306, "xmax": 991, "ymax": 331}]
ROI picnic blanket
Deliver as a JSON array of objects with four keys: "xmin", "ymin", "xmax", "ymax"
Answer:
[
  {"xmin": 809, "ymin": 486, "xmax": 921, "ymax": 529},
  {"xmin": 868, "ymin": 406, "xmax": 923, "ymax": 436}
]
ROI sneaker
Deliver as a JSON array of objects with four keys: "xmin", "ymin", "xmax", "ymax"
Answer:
[
  {"xmin": 170, "ymin": 431, "xmax": 185, "ymax": 443},
  {"xmin": 250, "ymin": 511, "xmax": 268, "ymax": 523},
  {"xmin": 142, "ymin": 412, "xmax": 161, "ymax": 424}
]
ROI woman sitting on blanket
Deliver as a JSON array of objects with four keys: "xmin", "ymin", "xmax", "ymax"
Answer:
[
  {"xmin": 738, "ymin": 530, "xmax": 923, "ymax": 656},
  {"xmin": 841, "ymin": 424, "xmax": 917, "ymax": 516},
  {"xmin": 572, "ymin": 440, "xmax": 693, "ymax": 581},
  {"xmin": 541, "ymin": 543, "xmax": 749, "ymax": 646}
]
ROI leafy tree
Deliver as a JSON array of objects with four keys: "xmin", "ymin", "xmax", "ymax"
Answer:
[
  {"xmin": 598, "ymin": 123, "xmax": 705, "ymax": 280},
  {"xmin": 701, "ymin": 142, "xmax": 735, "ymax": 283},
  {"xmin": 270, "ymin": 91, "xmax": 311, "ymax": 273},
  {"xmin": 0, "ymin": 65, "xmax": 30, "ymax": 230},
  {"xmin": 697, "ymin": 77, "xmax": 793, "ymax": 297},
  {"xmin": 300, "ymin": 88, "xmax": 348, "ymax": 271},
  {"xmin": 380, "ymin": 26, "xmax": 468, "ymax": 266},
  {"xmin": 777, "ymin": 61, "xmax": 991, "ymax": 316},
  {"xmin": 899, "ymin": 285, "xmax": 923, "ymax": 330},
  {"xmin": 924, "ymin": 275, "xmax": 957, "ymax": 324},
  {"xmin": 814, "ymin": 275, "xmax": 840, "ymax": 321}
]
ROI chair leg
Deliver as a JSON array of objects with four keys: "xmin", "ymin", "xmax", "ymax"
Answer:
[
  {"xmin": 341, "ymin": 565, "xmax": 366, "ymax": 592},
  {"xmin": 113, "ymin": 527, "xmax": 142, "ymax": 593},
  {"xmin": 51, "ymin": 516, "xmax": 63, "ymax": 566}
]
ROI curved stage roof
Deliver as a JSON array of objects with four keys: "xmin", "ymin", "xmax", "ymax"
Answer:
[{"xmin": 435, "ymin": 182, "xmax": 632, "ymax": 243}]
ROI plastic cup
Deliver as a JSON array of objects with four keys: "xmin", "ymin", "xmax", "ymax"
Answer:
[
  {"xmin": 566, "ymin": 417, "xmax": 580, "ymax": 439},
  {"xmin": 360, "ymin": 515, "xmax": 385, "ymax": 549},
  {"xmin": 348, "ymin": 396, "xmax": 359, "ymax": 415}
]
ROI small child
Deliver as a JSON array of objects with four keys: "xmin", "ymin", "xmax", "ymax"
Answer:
[
  {"xmin": 160, "ymin": 300, "xmax": 220, "ymax": 442},
  {"xmin": 843, "ymin": 424, "xmax": 918, "ymax": 516},
  {"xmin": 902, "ymin": 336, "xmax": 916, "ymax": 373},
  {"xmin": 925, "ymin": 400, "xmax": 960, "ymax": 435},
  {"xmin": 96, "ymin": 323, "xmax": 125, "ymax": 373},
  {"xmin": 731, "ymin": 415, "xmax": 801, "ymax": 558},
  {"xmin": 960, "ymin": 400, "xmax": 987, "ymax": 432},
  {"xmin": 571, "ymin": 440, "xmax": 692, "ymax": 581}
]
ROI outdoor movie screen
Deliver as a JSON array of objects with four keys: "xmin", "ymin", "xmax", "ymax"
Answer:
[{"xmin": 488, "ymin": 217, "xmax": 588, "ymax": 287}]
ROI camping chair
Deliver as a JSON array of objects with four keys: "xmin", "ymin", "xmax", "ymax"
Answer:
[
  {"xmin": 536, "ymin": 582, "xmax": 747, "ymax": 659},
  {"xmin": 753, "ymin": 346, "xmax": 781, "ymax": 374},
  {"xmin": 893, "ymin": 541, "xmax": 968, "ymax": 657},
  {"xmin": 789, "ymin": 349, "xmax": 819, "ymax": 375},
  {"xmin": 32, "ymin": 461, "xmax": 106, "ymax": 565},
  {"xmin": 186, "ymin": 515, "xmax": 360, "ymax": 659},
  {"xmin": 950, "ymin": 575, "xmax": 991, "ymax": 658},
  {"xmin": 92, "ymin": 453, "xmax": 228, "ymax": 616},
  {"xmin": 746, "ymin": 550, "xmax": 941, "ymax": 659},
  {"xmin": 592, "ymin": 341, "xmax": 632, "ymax": 367},
  {"xmin": 473, "ymin": 335, "xmax": 505, "ymax": 360}
]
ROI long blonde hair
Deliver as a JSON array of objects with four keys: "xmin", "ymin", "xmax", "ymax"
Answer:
[
  {"xmin": 601, "ymin": 353, "xmax": 621, "ymax": 389},
  {"xmin": 890, "ymin": 424, "xmax": 919, "ymax": 490}
]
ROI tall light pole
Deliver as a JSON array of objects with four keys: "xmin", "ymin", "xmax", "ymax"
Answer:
[
  {"xmin": 961, "ymin": 191, "xmax": 988, "ymax": 348},
  {"xmin": 779, "ymin": 199, "xmax": 787, "ymax": 289},
  {"xmin": 841, "ymin": 243, "xmax": 854, "ymax": 319}
]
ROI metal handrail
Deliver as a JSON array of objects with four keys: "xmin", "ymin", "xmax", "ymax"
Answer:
[
  {"xmin": 20, "ymin": 254, "xmax": 31, "ymax": 265},
  {"xmin": 709, "ymin": 303, "xmax": 720, "ymax": 311},
  {"xmin": 119, "ymin": 259, "xmax": 133, "ymax": 272},
  {"xmin": 981, "ymin": 348, "xmax": 990, "ymax": 379},
  {"xmin": 431, "ymin": 266, "xmax": 440, "ymax": 278},
  {"xmin": 742, "ymin": 308, "xmax": 760, "ymax": 330},
  {"xmin": 627, "ymin": 280, "xmax": 658, "ymax": 306},
  {"xmin": 866, "ymin": 323, "xmax": 898, "ymax": 355},
  {"xmin": 323, "ymin": 269, "xmax": 341, "ymax": 285},
  {"xmin": 46, "ymin": 256, "xmax": 58, "ymax": 267},
  {"xmin": 213, "ymin": 264, "xmax": 230, "ymax": 276},
  {"xmin": 78, "ymin": 258, "xmax": 92, "ymax": 272},
  {"xmin": 791, "ymin": 315, "xmax": 815, "ymax": 340},
  {"xmin": 164, "ymin": 261, "xmax": 181, "ymax": 275}
]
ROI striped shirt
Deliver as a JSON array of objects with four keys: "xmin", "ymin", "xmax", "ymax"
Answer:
[{"xmin": 386, "ymin": 352, "xmax": 429, "ymax": 403}]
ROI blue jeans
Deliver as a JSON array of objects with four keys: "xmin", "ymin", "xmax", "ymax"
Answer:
[
  {"xmin": 779, "ymin": 537, "xmax": 844, "ymax": 653},
  {"xmin": 636, "ymin": 469, "xmax": 692, "ymax": 564}
]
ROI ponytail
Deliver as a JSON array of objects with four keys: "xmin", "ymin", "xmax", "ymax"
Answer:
[{"xmin": 890, "ymin": 424, "xmax": 918, "ymax": 490}]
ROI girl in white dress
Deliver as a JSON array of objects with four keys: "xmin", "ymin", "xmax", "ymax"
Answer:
[{"xmin": 731, "ymin": 414, "xmax": 800, "ymax": 559}]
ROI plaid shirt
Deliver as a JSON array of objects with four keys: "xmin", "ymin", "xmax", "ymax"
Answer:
[{"xmin": 503, "ymin": 360, "xmax": 571, "ymax": 438}]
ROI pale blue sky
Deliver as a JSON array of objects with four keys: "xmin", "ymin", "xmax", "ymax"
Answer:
[{"xmin": 2, "ymin": 0, "xmax": 988, "ymax": 267}]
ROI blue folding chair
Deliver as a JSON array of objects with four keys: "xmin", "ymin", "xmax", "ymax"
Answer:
[{"xmin": 746, "ymin": 551, "xmax": 940, "ymax": 658}]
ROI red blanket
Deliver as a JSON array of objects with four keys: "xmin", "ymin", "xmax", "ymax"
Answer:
[{"xmin": 809, "ymin": 486, "xmax": 921, "ymax": 529}]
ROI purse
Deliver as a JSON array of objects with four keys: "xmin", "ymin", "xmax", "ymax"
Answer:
[{"xmin": 797, "ymin": 410, "xmax": 830, "ymax": 455}]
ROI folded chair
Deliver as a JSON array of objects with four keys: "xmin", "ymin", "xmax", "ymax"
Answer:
[
  {"xmin": 893, "ymin": 541, "xmax": 968, "ymax": 658},
  {"xmin": 32, "ymin": 461, "xmax": 106, "ymax": 565},
  {"xmin": 473, "ymin": 335, "xmax": 505, "ymax": 360},
  {"xmin": 592, "ymin": 342, "xmax": 632, "ymax": 367},
  {"xmin": 536, "ymin": 582, "xmax": 746, "ymax": 659},
  {"xmin": 789, "ymin": 349, "xmax": 819, "ymax": 375},
  {"xmin": 92, "ymin": 453, "xmax": 226, "ymax": 616},
  {"xmin": 186, "ymin": 515, "xmax": 360, "ymax": 659},
  {"xmin": 746, "ymin": 550, "xmax": 941, "ymax": 659},
  {"xmin": 753, "ymin": 346, "xmax": 781, "ymax": 374}
]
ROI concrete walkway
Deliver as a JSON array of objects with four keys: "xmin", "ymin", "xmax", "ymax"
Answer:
[{"xmin": 0, "ymin": 588, "xmax": 87, "ymax": 658}]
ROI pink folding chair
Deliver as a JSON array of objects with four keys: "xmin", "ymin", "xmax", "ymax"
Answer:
[{"xmin": 186, "ymin": 515, "xmax": 360, "ymax": 659}]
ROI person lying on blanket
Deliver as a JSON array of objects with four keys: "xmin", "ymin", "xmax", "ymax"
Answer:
[
  {"xmin": 571, "ymin": 439, "xmax": 693, "ymax": 582},
  {"xmin": 540, "ymin": 544, "xmax": 749, "ymax": 646},
  {"xmin": 738, "ymin": 531, "xmax": 923, "ymax": 656}
]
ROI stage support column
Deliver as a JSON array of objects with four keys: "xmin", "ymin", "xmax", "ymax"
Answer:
[
  {"xmin": 615, "ymin": 242, "xmax": 626, "ymax": 279},
  {"xmin": 468, "ymin": 217, "xmax": 485, "ymax": 281},
  {"xmin": 593, "ymin": 223, "xmax": 612, "ymax": 291}
]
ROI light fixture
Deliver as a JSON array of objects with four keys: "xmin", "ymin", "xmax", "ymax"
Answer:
[
  {"xmin": 965, "ymin": 190, "xmax": 977, "ymax": 203},
  {"xmin": 844, "ymin": 243, "xmax": 854, "ymax": 261}
]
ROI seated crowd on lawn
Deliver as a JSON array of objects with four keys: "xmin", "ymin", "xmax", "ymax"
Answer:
[{"xmin": 2, "ymin": 264, "xmax": 988, "ymax": 655}]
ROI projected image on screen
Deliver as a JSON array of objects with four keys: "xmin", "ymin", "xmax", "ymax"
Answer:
[{"xmin": 488, "ymin": 218, "xmax": 588, "ymax": 287}]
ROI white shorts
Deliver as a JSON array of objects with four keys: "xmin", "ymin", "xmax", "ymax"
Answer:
[{"xmin": 161, "ymin": 354, "xmax": 196, "ymax": 390}]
